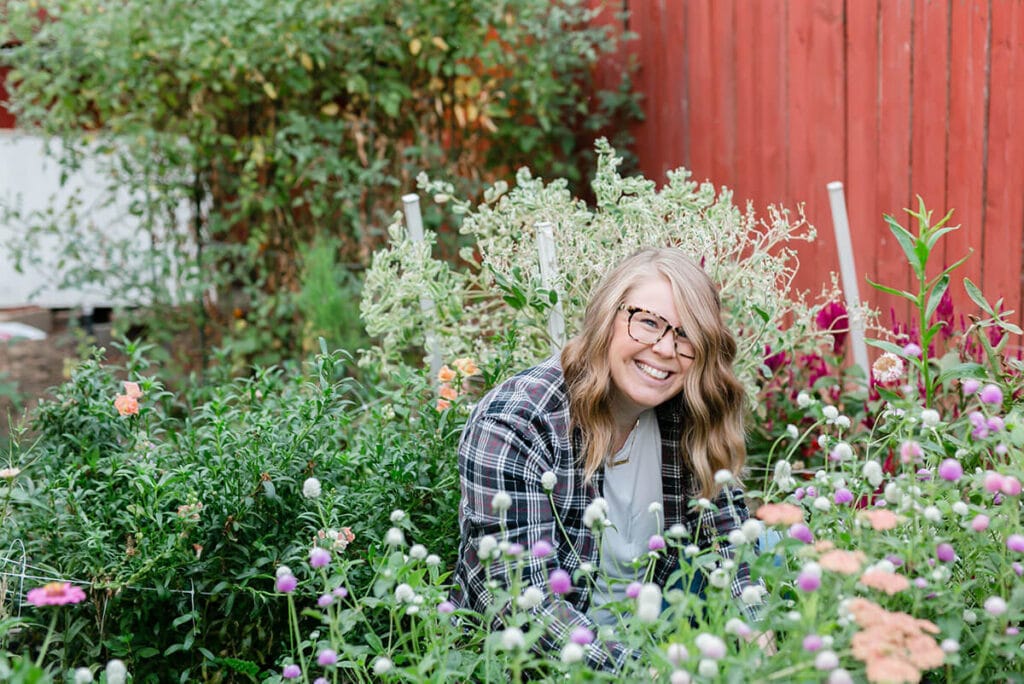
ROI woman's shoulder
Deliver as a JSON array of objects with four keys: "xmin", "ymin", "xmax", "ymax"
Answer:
[{"xmin": 472, "ymin": 354, "xmax": 569, "ymax": 421}]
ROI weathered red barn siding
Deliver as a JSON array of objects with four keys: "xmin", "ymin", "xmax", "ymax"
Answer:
[
  {"xmin": 0, "ymin": 66, "xmax": 15, "ymax": 129},
  {"xmin": 594, "ymin": 0, "xmax": 1024, "ymax": 343}
]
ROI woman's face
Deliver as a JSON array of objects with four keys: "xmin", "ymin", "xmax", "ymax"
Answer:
[{"xmin": 606, "ymin": 275, "xmax": 694, "ymax": 418}]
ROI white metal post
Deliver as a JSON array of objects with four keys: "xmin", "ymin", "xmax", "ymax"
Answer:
[
  {"xmin": 402, "ymin": 193, "xmax": 442, "ymax": 381},
  {"xmin": 535, "ymin": 221, "xmax": 566, "ymax": 351},
  {"xmin": 826, "ymin": 181, "xmax": 870, "ymax": 377}
]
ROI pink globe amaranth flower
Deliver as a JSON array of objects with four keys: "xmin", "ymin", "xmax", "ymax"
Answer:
[
  {"xmin": 979, "ymin": 384, "xmax": 1004, "ymax": 405},
  {"xmin": 936, "ymin": 543, "xmax": 955, "ymax": 563},
  {"xmin": 794, "ymin": 487, "xmax": 806, "ymax": 501},
  {"xmin": 789, "ymin": 523, "xmax": 814, "ymax": 544},
  {"xmin": 802, "ymin": 634, "xmax": 823, "ymax": 652},
  {"xmin": 506, "ymin": 543, "xmax": 524, "ymax": 557},
  {"xmin": 332, "ymin": 586, "xmax": 348, "ymax": 599},
  {"xmin": 314, "ymin": 678, "xmax": 329, "ymax": 684},
  {"xmin": 570, "ymin": 626, "xmax": 595, "ymax": 645},
  {"xmin": 938, "ymin": 459, "xmax": 963, "ymax": 482},
  {"xmin": 531, "ymin": 539, "xmax": 553, "ymax": 558},
  {"xmin": 995, "ymin": 443, "xmax": 1009, "ymax": 456},
  {"xmin": 1001, "ymin": 477, "xmax": 1022, "ymax": 496},
  {"xmin": 25, "ymin": 582, "xmax": 87, "ymax": 607},
  {"xmin": 549, "ymin": 569, "xmax": 572, "ymax": 595},
  {"xmin": 648, "ymin": 534, "xmax": 666, "ymax": 552},
  {"xmin": 984, "ymin": 596, "xmax": 1007, "ymax": 616},
  {"xmin": 309, "ymin": 547, "xmax": 331, "ymax": 569},
  {"xmin": 1007, "ymin": 534, "xmax": 1024, "ymax": 553},
  {"xmin": 797, "ymin": 571, "xmax": 820, "ymax": 592},
  {"xmin": 984, "ymin": 472, "xmax": 1005, "ymax": 494},
  {"xmin": 962, "ymin": 379, "xmax": 980, "ymax": 395},
  {"xmin": 282, "ymin": 664, "xmax": 301, "ymax": 679},
  {"xmin": 972, "ymin": 514, "xmax": 990, "ymax": 532},
  {"xmin": 903, "ymin": 342, "xmax": 922, "ymax": 357},
  {"xmin": 276, "ymin": 574, "xmax": 298, "ymax": 593},
  {"xmin": 1014, "ymin": 562, "xmax": 1024, "ymax": 576},
  {"xmin": 987, "ymin": 415, "xmax": 1005, "ymax": 433},
  {"xmin": 899, "ymin": 441, "xmax": 923, "ymax": 464},
  {"xmin": 438, "ymin": 600, "xmax": 455, "ymax": 614},
  {"xmin": 317, "ymin": 593, "xmax": 333, "ymax": 608},
  {"xmin": 806, "ymin": 486, "xmax": 817, "ymax": 498},
  {"xmin": 1008, "ymin": 627, "xmax": 1020, "ymax": 636},
  {"xmin": 833, "ymin": 488, "xmax": 853, "ymax": 505},
  {"xmin": 626, "ymin": 581, "xmax": 643, "ymax": 599},
  {"xmin": 914, "ymin": 577, "xmax": 928, "ymax": 589},
  {"xmin": 317, "ymin": 649, "xmax": 338, "ymax": 666},
  {"xmin": 916, "ymin": 468, "xmax": 932, "ymax": 481}
]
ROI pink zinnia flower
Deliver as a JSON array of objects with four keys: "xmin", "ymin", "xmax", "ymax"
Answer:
[
  {"xmin": 25, "ymin": 582, "xmax": 87, "ymax": 607},
  {"xmin": 549, "ymin": 569, "xmax": 572, "ymax": 595}
]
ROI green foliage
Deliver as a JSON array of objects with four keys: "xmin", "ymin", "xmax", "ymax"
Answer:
[{"xmin": 1, "ymin": 0, "xmax": 640, "ymax": 374}]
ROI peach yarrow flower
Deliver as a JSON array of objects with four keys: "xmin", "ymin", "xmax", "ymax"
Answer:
[
  {"xmin": 848, "ymin": 597, "xmax": 943, "ymax": 683},
  {"xmin": 818, "ymin": 549, "xmax": 867, "ymax": 575},
  {"xmin": 859, "ymin": 569, "xmax": 910, "ymax": 595},
  {"xmin": 755, "ymin": 502, "xmax": 804, "ymax": 526},
  {"xmin": 858, "ymin": 509, "xmax": 900, "ymax": 531}
]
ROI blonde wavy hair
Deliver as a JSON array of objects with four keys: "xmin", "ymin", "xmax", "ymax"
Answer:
[{"xmin": 560, "ymin": 248, "xmax": 747, "ymax": 498}]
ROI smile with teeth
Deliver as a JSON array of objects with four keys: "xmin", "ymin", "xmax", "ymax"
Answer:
[{"xmin": 635, "ymin": 361, "xmax": 670, "ymax": 380}]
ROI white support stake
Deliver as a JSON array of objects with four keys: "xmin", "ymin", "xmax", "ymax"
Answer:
[
  {"xmin": 535, "ymin": 221, "xmax": 566, "ymax": 351},
  {"xmin": 402, "ymin": 193, "xmax": 442, "ymax": 380},
  {"xmin": 826, "ymin": 181, "xmax": 869, "ymax": 377}
]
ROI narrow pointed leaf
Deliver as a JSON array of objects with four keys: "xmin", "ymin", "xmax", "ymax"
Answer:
[
  {"xmin": 884, "ymin": 214, "xmax": 924, "ymax": 277},
  {"xmin": 866, "ymin": 276, "xmax": 917, "ymax": 302},
  {"xmin": 963, "ymin": 278, "xmax": 995, "ymax": 316},
  {"xmin": 925, "ymin": 275, "xmax": 950, "ymax": 321}
]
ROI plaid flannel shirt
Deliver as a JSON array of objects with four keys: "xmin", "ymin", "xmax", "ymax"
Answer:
[{"xmin": 451, "ymin": 355, "xmax": 760, "ymax": 671}]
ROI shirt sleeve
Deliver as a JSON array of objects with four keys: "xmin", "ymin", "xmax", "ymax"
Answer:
[{"xmin": 458, "ymin": 412, "xmax": 638, "ymax": 671}]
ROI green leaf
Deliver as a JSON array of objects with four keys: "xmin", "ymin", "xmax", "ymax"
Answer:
[
  {"xmin": 884, "ymin": 214, "xmax": 924, "ymax": 278},
  {"xmin": 936, "ymin": 362, "xmax": 986, "ymax": 385},
  {"xmin": 963, "ymin": 278, "xmax": 994, "ymax": 315},
  {"xmin": 924, "ymin": 274, "xmax": 949, "ymax": 321},
  {"xmin": 866, "ymin": 339, "xmax": 906, "ymax": 356},
  {"xmin": 865, "ymin": 276, "xmax": 917, "ymax": 302}
]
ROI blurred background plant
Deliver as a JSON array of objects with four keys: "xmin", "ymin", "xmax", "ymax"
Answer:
[{"xmin": 0, "ymin": 0, "xmax": 640, "ymax": 380}]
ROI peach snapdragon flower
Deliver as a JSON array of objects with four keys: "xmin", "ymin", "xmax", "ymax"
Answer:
[
  {"xmin": 114, "ymin": 380, "xmax": 144, "ymax": 416},
  {"xmin": 437, "ymin": 365, "xmax": 457, "ymax": 383},
  {"xmin": 755, "ymin": 502, "xmax": 804, "ymax": 526},
  {"xmin": 453, "ymin": 357, "xmax": 480, "ymax": 376},
  {"xmin": 819, "ymin": 549, "xmax": 867, "ymax": 575}
]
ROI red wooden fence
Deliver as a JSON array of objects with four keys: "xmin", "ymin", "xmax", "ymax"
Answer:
[{"xmin": 592, "ymin": 0, "xmax": 1024, "ymax": 348}]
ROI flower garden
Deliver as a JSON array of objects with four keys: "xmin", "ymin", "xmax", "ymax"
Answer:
[{"xmin": 1, "ymin": 2, "xmax": 1023, "ymax": 683}]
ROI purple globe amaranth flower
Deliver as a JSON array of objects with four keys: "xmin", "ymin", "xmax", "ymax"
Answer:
[
  {"xmin": 1013, "ymin": 562, "xmax": 1024, "ymax": 576},
  {"xmin": 916, "ymin": 468, "xmax": 933, "ymax": 481},
  {"xmin": 806, "ymin": 486, "xmax": 817, "ymax": 499},
  {"xmin": 972, "ymin": 515, "xmax": 990, "ymax": 532},
  {"xmin": 317, "ymin": 593, "xmax": 333, "ymax": 608},
  {"xmin": 794, "ymin": 487, "xmax": 806, "ymax": 501},
  {"xmin": 332, "ymin": 586, "xmax": 348, "ymax": 599},
  {"xmin": 317, "ymin": 649, "xmax": 338, "ymax": 666},
  {"xmin": 987, "ymin": 416, "xmax": 1005, "ymax": 433},
  {"xmin": 549, "ymin": 569, "xmax": 572, "ymax": 595},
  {"xmin": 938, "ymin": 459, "xmax": 963, "ymax": 482},
  {"xmin": 626, "ymin": 581, "xmax": 643, "ymax": 599},
  {"xmin": 984, "ymin": 472, "xmax": 1005, "ymax": 493},
  {"xmin": 314, "ymin": 678, "xmax": 329, "ymax": 684},
  {"xmin": 1001, "ymin": 476, "xmax": 1022, "ymax": 496},
  {"xmin": 802, "ymin": 634, "xmax": 823, "ymax": 652},
  {"xmin": 970, "ymin": 411, "xmax": 990, "ymax": 439},
  {"xmin": 962, "ymin": 379, "xmax": 980, "ymax": 395},
  {"xmin": 936, "ymin": 543, "xmax": 955, "ymax": 563},
  {"xmin": 648, "ymin": 534, "xmax": 666, "ymax": 552},
  {"xmin": 789, "ymin": 523, "xmax": 814, "ymax": 544},
  {"xmin": 797, "ymin": 571, "xmax": 821, "ymax": 592},
  {"xmin": 903, "ymin": 342, "xmax": 922, "ymax": 357},
  {"xmin": 979, "ymin": 384, "xmax": 1004, "ymax": 405},
  {"xmin": 282, "ymin": 664, "xmax": 301, "ymax": 679},
  {"xmin": 276, "ymin": 574, "xmax": 298, "ymax": 593},
  {"xmin": 506, "ymin": 543, "xmax": 524, "ymax": 557},
  {"xmin": 438, "ymin": 600, "xmax": 455, "ymax": 614},
  {"xmin": 1007, "ymin": 534, "xmax": 1024, "ymax": 553},
  {"xmin": 570, "ymin": 626, "xmax": 595, "ymax": 645},
  {"xmin": 833, "ymin": 488, "xmax": 854, "ymax": 505},
  {"xmin": 309, "ymin": 547, "xmax": 331, "ymax": 569},
  {"xmin": 531, "ymin": 540, "xmax": 553, "ymax": 558},
  {"xmin": 816, "ymin": 301, "xmax": 849, "ymax": 353}
]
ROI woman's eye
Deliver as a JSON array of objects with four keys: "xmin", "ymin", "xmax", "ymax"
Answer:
[{"xmin": 639, "ymin": 316, "xmax": 661, "ymax": 329}]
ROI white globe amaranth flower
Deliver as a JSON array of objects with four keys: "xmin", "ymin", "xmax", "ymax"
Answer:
[
  {"xmin": 517, "ymin": 585, "xmax": 544, "ymax": 610},
  {"xmin": 390, "ymin": 509, "xmax": 406, "ymax": 523},
  {"xmin": 105, "ymin": 660, "xmax": 128, "ymax": 684},
  {"xmin": 491, "ymin": 491, "xmax": 512, "ymax": 513},
  {"xmin": 74, "ymin": 668, "xmax": 94, "ymax": 684},
  {"xmin": 478, "ymin": 534, "xmax": 498, "ymax": 560},
  {"xmin": 425, "ymin": 553, "xmax": 441, "ymax": 567},
  {"xmin": 822, "ymin": 405, "xmax": 839, "ymax": 421},
  {"xmin": 578, "ymin": 561, "xmax": 595, "ymax": 574},
  {"xmin": 275, "ymin": 565, "xmax": 293, "ymax": 578},
  {"xmin": 940, "ymin": 638, "xmax": 960, "ymax": 654},
  {"xmin": 696, "ymin": 498, "xmax": 713, "ymax": 510},
  {"xmin": 394, "ymin": 583, "xmax": 415, "ymax": 603},
  {"xmin": 561, "ymin": 642, "xmax": 584, "ymax": 664},
  {"xmin": 667, "ymin": 523, "xmax": 689, "ymax": 538},
  {"xmin": 583, "ymin": 497, "xmax": 609, "ymax": 528},
  {"xmin": 786, "ymin": 424, "xmax": 800, "ymax": 439},
  {"xmin": 802, "ymin": 561, "xmax": 823, "ymax": 578},
  {"xmin": 921, "ymin": 408, "xmax": 941, "ymax": 427},
  {"xmin": 698, "ymin": 659, "xmax": 718, "ymax": 677},
  {"xmin": 835, "ymin": 415, "xmax": 851, "ymax": 429},
  {"xmin": 952, "ymin": 501, "xmax": 969, "ymax": 516},
  {"xmin": 862, "ymin": 460, "xmax": 884, "ymax": 488},
  {"xmin": 541, "ymin": 470, "xmax": 557, "ymax": 491},
  {"xmin": 725, "ymin": 617, "xmax": 752, "ymax": 637},
  {"xmin": 814, "ymin": 496, "xmax": 831, "ymax": 512},
  {"xmin": 815, "ymin": 469, "xmax": 829, "ymax": 482},
  {"xmin": 385, "ymin": 527, "xmax": 406, "ymax": 546},
  {"xmin": 684, "ymin": 544, "xmax": 700, "ymax": 557},
  {"xmin": 963, "ymin": 609, "xmax": 978, "ymax": 624},
  {"xmin": 832, "ymin": 442, "xmax": 853, "ymax": 461},
  {"xmin": 409, "ymin": 544, "xmax": 427, "ymax": 560},
  {"xmin": 884, "ymin": 482, "xmax": 901, "ymax": 504},
  {"xmin": 670, "ymin": 670, "xmax": 692, "ymax": 684},
  {"xmin": 708, "ymin": 568, "xmax": 730, "ymax": 589},
  {"xmin": 797, "ymin": 391, "xmax": 813, "ymax": 408},
  {"xmin": 774, "ymin": 459, "xmax": 796, "ymax": 491},
  {"xmin": 728, "ymin": 529, "xmax": 748, "ymax": 546},
  {"xmin": 666, "ymin": 642, "xmax": 689, "ymax": 666},
  {"xmin": 373, "ymin": 657, "xmax": 393, "ymax": 675},
  {"xmin": 814, "ymin": 650, "xmax": 839, "ymax": 671},
  {"xmin": 817, "ymin": 434, "xmax": 830, "ymax": 449},
  {"xmin": 828, "ymin": 669, "xmax": 854, "ymax": 684},
  {"xmin": 923, "ymin": 506, "xmax": 942, "ymax": 523},
  {"xmin": 636, "ymin": 583, "xmax": 663, "ymax": 623},
  {"xmin": 695, "ymin": 633, "xmax": 726, "ymax": 659},
  {"xmin": 740, "ymin": 519, "xmax": 764, "ymax": 543},
  {"xmin": 500, "ymin": 627, "xmax": 526, "ymax": 650},
  {"xmin": 648, "ymin": 501, "xmax": 663, "ymax": 515},
  {"xmin": 741, "ymin": 585, "xmax": 765, "ymax": 605},
  {"xmin": 302, "ymin": 477, "xmax": 322, "ymax": 499},
  {"xmin": 714, "ymin": 469, "xmax": 733, "ymax": 484}
]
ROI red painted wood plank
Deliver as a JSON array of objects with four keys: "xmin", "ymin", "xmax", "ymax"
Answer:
[
  {"xmin": 708, "ymin": 0, "xmax": 737, "ymax": 189},
  {"xmin": 845, "ymin": 0, "xmax": 882, "ymax": 324},
  {"xmin": 785, "ymin": 0, "xmax": 846, "ymax": 306},
  {"xmin": 982, "ymin": 0, "xmax": 1024, "ymax": 335},
  {"xmin": 749, "ymin": 1, "xmax": 788, "ymax": 211},
  {"xmin": 909, "ymin": 0, "xmax": 950, "ymax": 291},
  {"xmin": 945, "ymin": 0, "xmax": 988, "ymax": 321},
  {"xmin": 733, "ymin": 0, "xmax": 760, "ymax": 207},
  {"xmin": 0, "ymin": 67, "xmax": 16, "ymax": 129},
  {"xmin": 685, "ymin": 0, "xmax": 716, "ymax": 183}
]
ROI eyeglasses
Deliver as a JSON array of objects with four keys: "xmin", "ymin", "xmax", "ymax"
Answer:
[{"xmin": 619, "ymin": 305, "xmax": 696, "ymax": 359}]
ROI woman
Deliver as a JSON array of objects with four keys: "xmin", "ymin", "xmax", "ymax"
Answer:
[{"xmin": 452, "ymin": 248, "xmax": 765, "ymax": 670}]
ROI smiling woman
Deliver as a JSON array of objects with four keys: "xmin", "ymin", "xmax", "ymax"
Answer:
[{"xmin": 451, "ymin": 248, "xmax": 766, "ymax": 671}]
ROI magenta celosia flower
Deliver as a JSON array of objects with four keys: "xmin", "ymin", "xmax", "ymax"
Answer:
[
  {"xmin": 570, "ymin": 626, "xmax": 595, "ymax": 645},
  {"xmin": 972, "ymin": 515, "xmax": 990, "ymax": 532},
  {"xmin": 317, "ymin": 649, "xmax": 337, "ymax": 666},
  {"xmin": 648, "ymin": 534, "xmax": 666, "ymax": 552},
  {"xmin": 802, "ymin": 634, "xmax": 823, "ymax": 652},
  {"xmin": 934, "ymin": 290, "xmax": 954, "ymax": 338},
  {"xmin": 938, "ymin": 459, "xmax": 963, "ymax": 482},
  {"xmin": 763, "ymin": 345, "xmax": 789, "ymax": 373},
  {"xmin": 438, "ymin": 600, "xmax": 455, "ymax": 614},
  {"xmin": 816, "ymin": 301, "xmax": 849, "ymax": 353},
  {"xmin": 796, "ymin": 571, "xmax": 820, "ymax": 592},
  {"xmin": 979, "ymin": 384, "xmax": 1003, "ymax": 405},
  {"xmin": 936, "ymin": 543, "xmax": 955, "ymax": 563},
  {"xmin": 317, "ymin": 594, "xmax": 333, "ymax": 608},
  {"xmin": 25, "ymin": 582, "xmax": 87, "ymax": 607},
  {"xmin": 789, "ymin": 523, "xmax": 813, "ymax": 544},
  {"xmin": 833, "ymin": 488, "xmax": 854, "ymax": 505},
  {"xmin": 275, "ymin": 574, "xmax": 298, "ymax": 593},
  {"xmin": 531, "ymin": 540, "xmax": 553, "ymax": 558},
  {"xmin": 309, "ymin": 547, "xmax": 331, "ymax": 569},
  {"xmin": 282, "ymin": 664, "xmax": 301, "ymax": 679},
  {"xmin": 626, "ymin": 581, "xmax": 643, "ymax": 599},
  {"xmin": 1007, "ymin": 535, "xmax": 1024, "ymax": 553},
  {"xmin": 549, "ymin": 569, "xmax": 572, "ymax": 595}
]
